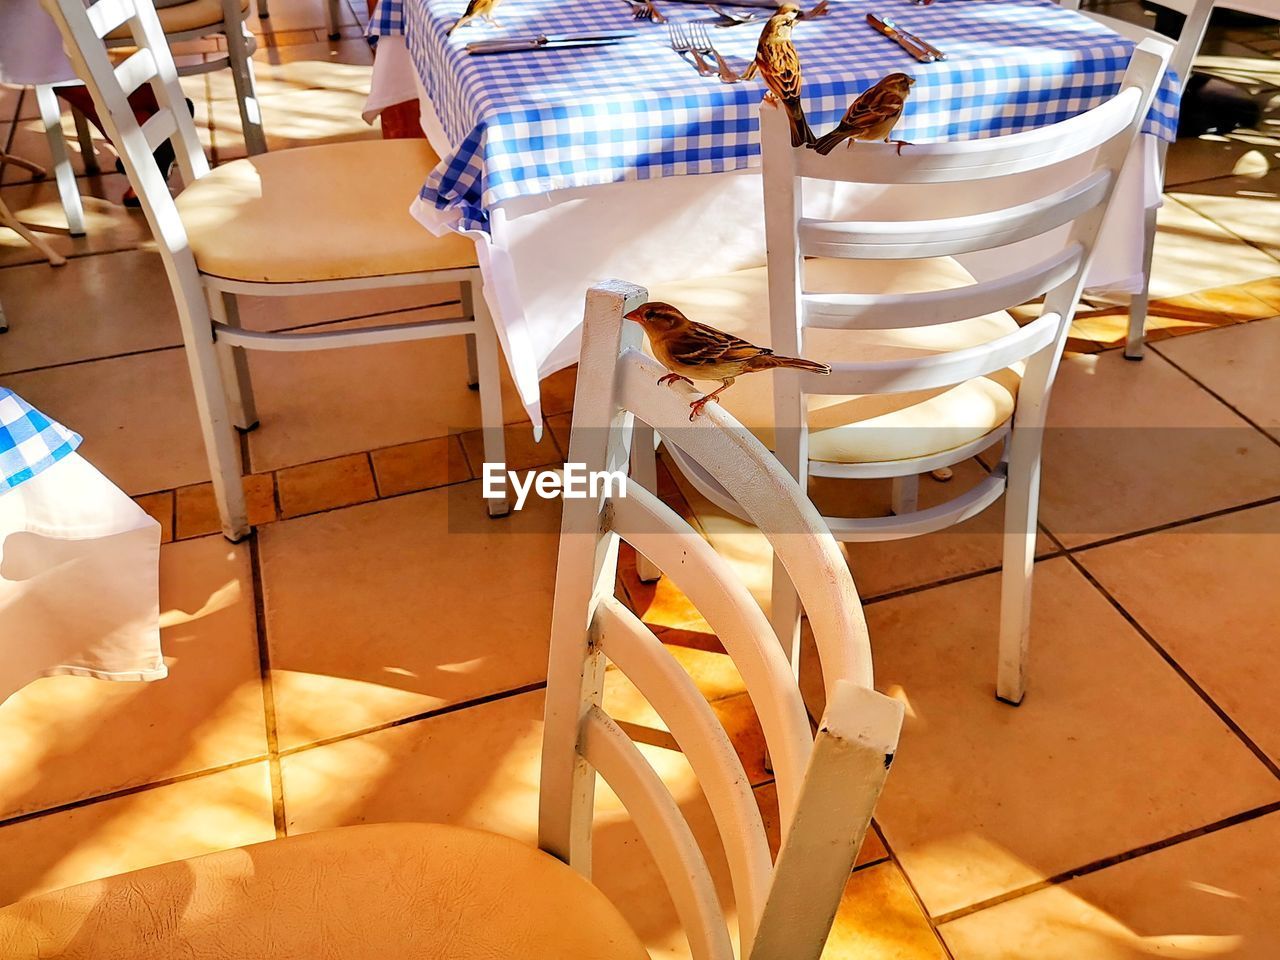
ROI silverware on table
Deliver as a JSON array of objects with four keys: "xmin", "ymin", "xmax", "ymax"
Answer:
[
  {"xmin": 866, "ymin": 13, "xmax": 936, "ymax": 63},
  {"xmin": 687, "ymin": 20, "xmax": 743, "ymax": 81},
  {"xmin": 708, "ymin": 4, "xmax": 760, "ymax": 26},
  {"xmin": 668, "ymin": 21, "xmax": 717, "ymax": 76},
  {"xmin": 881, "ymin": 16, "xmax": 946, "ymax": 60},
  {"xmin": 467, "ymin": 31, "xmax": 637, "ymax": 54},
  {"xmin": 624, "ymin": 0, "xmax": 667, "ymax": 22}
]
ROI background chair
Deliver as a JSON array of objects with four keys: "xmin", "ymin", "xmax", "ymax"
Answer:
[
  {"xmin": 634, "ymin": 41, "xmax": 1168, "ymax": 707},
  {"xmin": 0, "ymin": 280, "xmax": 904, "ymax": 960},
  {"xmin": 41, "ymin": 0, "xmax": 506, "ymax": 541},
  {"xmin": 1061, "ymin": 0, "xmax": 1215, "ymax": 357}
]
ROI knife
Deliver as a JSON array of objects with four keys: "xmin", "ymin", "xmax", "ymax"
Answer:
[
  {"xmin": 466, "ymin": 32, "xmax": 637, "ymax": 54},
  {"xmin": 866, "ymin": 13, "xmax": 935, "ymax": 63},
  {"xmin": 662, "ymin": 0, "xmax": 785, "ymax": 8},
  {"xmin": 881, "ymin": 16, "xmax": 946, "ymax": 61}
]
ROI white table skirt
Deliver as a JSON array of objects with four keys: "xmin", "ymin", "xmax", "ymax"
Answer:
[
  {"xmin": 367, "ymin": 38, "xmax": 1160, "ymax": 426},
  {"xmin": 0, "ymin": 452, "xmax": 164, "ymax": 703}
]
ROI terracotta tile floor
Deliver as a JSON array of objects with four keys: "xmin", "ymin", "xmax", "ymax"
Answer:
[{"xmin": 2, "ymin": 0, "xmax": 1280, "ymax": 956}]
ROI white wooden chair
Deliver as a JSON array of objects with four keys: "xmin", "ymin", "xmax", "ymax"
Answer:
[
  {"xmin": 0, "ymin": 281, "xmax": 904, "ymax": 960},
  {"xmin": 1062, "ymin": 0, "xmax": 1215, "ymax": 357},
  {"xmin": 40, "ymin": 0, "xmax": 508, "ymax": 541},
  {"xmin": 634, "ymin": 40, "xmax": 1169, "ymax": 706}
]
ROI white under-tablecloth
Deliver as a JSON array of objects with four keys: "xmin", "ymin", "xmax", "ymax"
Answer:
[
  {"xmin": 0, "ymin": 0, "xmax": 75, "ymax": 86},
  {"xmin": 366, "ymin": 40, "xmax": 1161, "ymax": 428},
  {"xmin": 0, "ymin": 451, "xmax": 164, "ymax": 703}
]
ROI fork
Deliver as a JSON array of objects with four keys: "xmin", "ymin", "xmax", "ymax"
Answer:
[
  {"xmin": 709, "ymin": 4, "xmax": 758, "ymax": 26},
  {"xmin": 667, "ymin": 22, "xmax": 717, "ymax": 77},
  {"xmin": 687, "ymin": 20, "xmax": 742, "ymax": 81},
  {"xmin": 626, "ymin": 0, "xmax": 666, "ymax": 22}
]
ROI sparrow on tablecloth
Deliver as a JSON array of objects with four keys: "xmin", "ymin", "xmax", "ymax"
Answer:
[
  {"xmin": 447, "ymin": 0, "xmax": 501, "ymax": 34},
  {"xmin": 742, "ymin": 4, "xmax": 815, "ymax": 147},
  {"xmin": 625, "ymin": 302, "xmax": 831, "ymax": 420},
  {"xmin": 812, "ymin": 73, "xmax": 915, "ymax": 155}
]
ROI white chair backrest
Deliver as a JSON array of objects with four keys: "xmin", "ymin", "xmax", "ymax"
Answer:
[
  {"xmin": 760, "ymin": 40, "xmax": 1168, "ymax": 461},
  {"xmin": 40, "ymin": 0, "xmax": 209, "ymax": 305},
  {"xmin": 540, "ymin": 281, "xmax": 905, "ymax": 960}
]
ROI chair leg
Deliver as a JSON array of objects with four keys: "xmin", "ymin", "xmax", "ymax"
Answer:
[
  {"xmin": 257, "ymin": 0, "xmax": 269, "ymax": 17},
  {"xmin": 208, "ymin": 289, "xmax": 260, "ymax": 431},
  {"xmin": 72, "ymin": 105, "xmax": 100, "ymax": 174},
  {"xmin": 34, "ymin": 86, "xmax": 87, "ymax": 238},
  {"xmin": 325, "ymin": 0, "xmax": 342, "ymax": 39},
  {"xmin": 0, "ymin": 296, "xmax": 7, "ymax": 333},
  {"xmin": 468, "ymin": 279, "xmax": 509, "ymax": 517},
  {"xmin": 891, "ymin": 474, "xmax": 918, "ymax": 515},
  {"xmin": 181, "ymin": 306, "xmax": 250, "ymax": 541},
  {"xmin": 225, "ymin": 20, "xmax": 267, "ymax": 156},
  {"xmin": 464, "ymin": 333, "xmax": 480, "ymax": 389},
  {"xmin": 1125, "ymin": 202, "xmax": 1159, "ymax": 361},
  {"xmin": 0, "ymin": 194, "xmax": 66, "ymax": 266},
  {"xmin": 996, "ymin": 427, "xmax": 1043, "ymax": 706},
  {"xmin": 628, "ymin": 421, "xmax": 662, "ymax": 583}
]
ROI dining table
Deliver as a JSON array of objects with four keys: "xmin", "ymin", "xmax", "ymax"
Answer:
[
  {"xmin": 365, "ymin": 0, "xmax": 1182, "ymax": 429},
  {"xmin": 0, "ymin": 388, "xmax": 163, "ymax": 704}
]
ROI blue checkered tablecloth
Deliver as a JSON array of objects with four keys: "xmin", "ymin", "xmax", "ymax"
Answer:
[
  {"xmin": 370, "ymin": 0, "xmax": 1180, "ymax": 233},
  {"xmin": 0, "ymin": 388, "xmax": 81, "ymax": 495}
]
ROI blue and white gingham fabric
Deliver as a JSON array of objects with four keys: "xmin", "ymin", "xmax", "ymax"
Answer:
[
  {"xmin": 371, "ymin": 0, "xmax": 1180, "ymax": 233},
  {"xmin": 0, "ymin": 388, "xmax": 81, "ymax": 495}
]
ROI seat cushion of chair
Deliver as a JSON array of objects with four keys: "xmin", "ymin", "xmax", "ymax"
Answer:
[
  {"xmin": 645, "ymin": 257, "xmax": 1022, "ymax": 465},
  {"xmin": 174, "ymin": 138, "xmax": 479, "ymax": 284},
  {"xmin": 107, "ymin": 0, "xmax": 250, "ymax": 39},
  {"xmin": 0, "ymin": 822, "xmax": 650, "ymax": 960}
]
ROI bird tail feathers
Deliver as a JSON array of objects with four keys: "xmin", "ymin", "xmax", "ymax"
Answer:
[
  {"xmin": 787, "ymin": 103, "xmax": 817, "ymax": 148},
  {"xmin": 811, "ymin": 129, "xmax": 845, "ymax": 156},
  {"xmin": 762, "ymin": 355, "xmax": 831, "ymax": 374}
]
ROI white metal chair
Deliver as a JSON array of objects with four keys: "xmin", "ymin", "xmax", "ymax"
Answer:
[
  {"xmin": 0, "ymin": 280, "xmax": 904, "ymax": 960},
  {"xmin": 1062, "ymin": 0, "xmax": 1215, "ymax": 357},
  {"xmin": 634, "ymin": 40, "xmax": 1169, "ymax": 706},
  {"xmin": 40, "ymin": 0, "xmax": 508, "ymax": 541}
]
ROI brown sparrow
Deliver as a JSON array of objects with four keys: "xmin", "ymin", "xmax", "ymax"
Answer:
[
  {"xmin": 625, "ymin": 301, "xmax": 831, "ymax": 420},
  {"xmin": 447, "ymin": 0, "xmax": 501, "ymax": 34},
  {"xmin": 812, "ymin": 73, "xmax": 915, "ymax": 155},
  {"xmin": 741, "ymin": 4, "xmax": 815, "ymax": 148}
]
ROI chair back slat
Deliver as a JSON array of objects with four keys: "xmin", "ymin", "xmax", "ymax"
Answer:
[
  {"xmin": 579, "ymin": 707, "xmax": 736, "ymax": 960},
  {"xmin": 803, "ymin": 245, "xmax": 1083, "ymax": 331},
  {"xmin": 542, "ymin": 281, "xmax": 901, "ymax": 960},
  {"xmin": 597, "ymin": 598, "xmax": 772, "ymax": 948},
  {"xmin": 791, "ymin": 85, "xmax": 1144, "ymax": 185},
  {"xmin": 609, "ymin": 489, "xmax": 812, "ymax": 827},
  {"xmin": 810, "ymin": 311, "xmax": 1059, "ymax": 398},
  {"xmin": 797, "ymin": 171, "xmax": 1111, "ymax": 261},
  {"xmin": 86, "ymin": 0, "xmax": 136, "ymax": 39},
  {"xmin": 141, "ymin": 110, "xmax": 179, "ymax": 155},
  {"xmin": 112, "ymin": 48, "xmax": 159, "ymax": 99}
]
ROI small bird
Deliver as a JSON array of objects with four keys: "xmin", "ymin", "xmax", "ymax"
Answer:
[
  {"xmin": 812, "ymin": 73, "xmax": 915, "ymax": 155},
  {"xmin": 741, "ymin": 4, "xmax": 815, "ymax": 148},
  {"xmin": 625, "ymin": 302, "xmax": 831, "ymax": 420},
  {"xmin": 447, "ymin": 0, "xmax": 501, "ymax": 34}
]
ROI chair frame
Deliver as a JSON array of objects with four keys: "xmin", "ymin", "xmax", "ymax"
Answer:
[
  {"xmin": 542, "ymin": 279, "xmax": 903, "ymax": 960},
  {"xmin": 1062, "ymin": 0, "xmax": 1215, "ymax": 358},
  {"xmin": 41, "ymin": 0, "xmax": 509, "ymax": 541},
  {"xmin": 637, "ymin": 41, "xmax": 1168, "ymax": 706}
]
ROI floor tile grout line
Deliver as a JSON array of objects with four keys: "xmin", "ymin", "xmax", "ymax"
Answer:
[
  {"xmin": 275, "ymin": 680, "xmax": 550, "ymax": 759},
  {"xmin": 1149, "ymin": 339, "xmax": 1280, "ymax": 450},
  {"xmin": 1066, "ymin": 492, "xmax": 1280, "ymax": 555},
  {"xmin": 1060, "ymin": 544, "xmax": 1280, "ymax": 780},
  {"xmin": 932, "ymin": 799, "xmax": 1280, "ymax": 927},
  {"xmin": 0, "ymin": 755, "xmax": 267, "ymax": 830},
  {"xmin": 247, "ymin": 534, "xmax": 289, "ymax": 837},
  {"xmin": 871, "ymin": 823, "xmax": 957, "ymax": 959}
]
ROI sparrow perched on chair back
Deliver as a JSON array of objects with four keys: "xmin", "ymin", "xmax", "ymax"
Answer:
[
  {"xmin": 812, "ymin": 73, "xmax": 915, "ymax": 155},
  {"xmin": 742, "ymin": 4, "xmax": 815, "ymax": 148},
  {"xmin": 625, "ymin": 302, "xmax": 831, "ymax": 420},
  {"xmin": 447, "ymin": 0, "xmax": 501, "ymax": 34}
]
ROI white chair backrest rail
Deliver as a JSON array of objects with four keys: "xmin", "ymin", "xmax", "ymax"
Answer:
[{"xmin": 541, "ymin": 281, "xmax": 905, "ymax": 960}]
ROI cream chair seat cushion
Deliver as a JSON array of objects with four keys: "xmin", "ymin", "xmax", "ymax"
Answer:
[
  {"xmin": 107, "ymin": 0, "xmax": 250, "ymax": 40},
  {"xmin": 645, "ymin": 257, "xmax": 1023, "ymax": 465},
  {"xmin": 0, "ymin": 822, "xmax": 650, "ymax": 959},
  {"xmin": 174, "ymin": 139, "xmax": 479, "ymax": 284}
]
